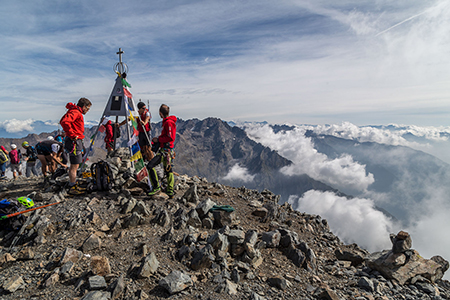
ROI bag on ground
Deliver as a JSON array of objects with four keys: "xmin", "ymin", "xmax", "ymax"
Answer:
[
  {"xmin": 90, "ymin": 161, "xmax": 114, "ymax": 191},
  {"xmin": 0, "ymin": 199, "xmax": 25, "ymax": 230}
]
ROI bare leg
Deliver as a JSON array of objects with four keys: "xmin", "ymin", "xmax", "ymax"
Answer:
[{"xmin": 69, "ymin": 163, "xmax": 79, "ymax": 185}]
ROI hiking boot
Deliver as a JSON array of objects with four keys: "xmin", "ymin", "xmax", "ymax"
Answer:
[
  {"xmin": 68, "ymin": 184, "xmax": 86, "ymax": 195},
  {"xmin": 165, "ymin": 191, "xmax": 175, "ymax": 199},
  {"xmin": 148, "ymin": 187, "xmax": 161, "ymax": 196}
]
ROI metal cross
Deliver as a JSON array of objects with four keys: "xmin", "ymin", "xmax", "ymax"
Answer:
[{"xmin": 116, "ymin": 48, "xmax": 124, "ymax": 63}]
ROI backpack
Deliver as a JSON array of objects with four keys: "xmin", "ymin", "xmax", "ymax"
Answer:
[
  {"xmin": 28, "ymin": 146, "xmax": 38, "ymax": 161},
  {"xmin": 0, "ymin": 149, "xmax": 8, "ymax": 164},
  {"xmin": 0, "ymin": 199, "xmax": 25, "ymax": 231},
  {"xmin": 91, "ymin": 161, "xmax": 114, "ymax": 191}
]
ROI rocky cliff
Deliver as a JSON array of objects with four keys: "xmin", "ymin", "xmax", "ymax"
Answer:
[{"xmin": 0, "ymin": 148, "xmax": 448, "ymax": 299}]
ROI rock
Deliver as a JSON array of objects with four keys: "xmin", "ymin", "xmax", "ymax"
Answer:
[
  {"xmin": 252, "ymin": 207, "xmax": 268, "ymax": 217},
  {"xmin": 183, "ymin": 184, "xmax": 199, "ymax": 204},
  {"xmin": 132, "ymin": 201, "xmax": 151, "ymax": 216},
  {"xmin": 60, "ymin": 261, "xmax": 75, "ymax": 278},
  {"xmin": 123, "ymin": 212, "xmax": 143, "ymax": 228},
  {"xmin": 121, "ymin": 198, "xmax": 137, "ymax": 214},
  {"xmin": 335, "ymin": 243, "xmax": 368, "ymax": 266},
  {"xmin": 315, "ymin": 286, "xmax": 341, "ymax": 300},
  {"xmin": 3, "ymin": 275, "xmax": 25, "ymax": 293},
  {"xmin": 202, "ymin": 218, "xmax": 214, "ymax": 229},
  {"xmin": 89, "ymin": 275, "xmax": 107, "ymax": 290},
  {"xmin": 245, "ymin": 230, "xmax": 258, "ymax": 246},
  {"xmin": 17, "ymin": 247, "xmax": 34, "ymax": 260},
  {"xmin": 0, "ymin": 253, "xmax": 16, "ymax": 264},
  {"xmin": 191, "ymin": 244, "xmax": 215, "ymax": 271},
  {"xmin": 358, "ymin": 277, "xmax": 374, "ymax": 292},
  {"xmin": 366, "ymin": 249, "xmax": 448, "ymax": 284},
  {"xmin": 207, "ymin": 231, "xmax": 229, "ymax": 252},
  {"xmin": 91, "ymin": 256, "xmax": 111, "ymax": 276},
  {"xmin": 161, "ymin": 226, "xmax": 174, "ymax": 242},
  {"xmin": 215, "ymin": 279, "xmax": 238, "ymax": 295},
  {"xmin": 261, "ymin": 230, "xmax": 281, "ymax": 248},
  {"xmin": 137, "ymin": 252, "xmax": 159, "ymax": 278},
  {"xmin": 390, "ymin": 231, "xmax": 412, "ymax": 253},
  {"xmin": 110, "ymin": 274, "xmax": 125, "ymax": 300},
  {"xmin": 87, "ymin": 212, "xmax": 101, "ymax": 225},
  {"xmin": 267, "ymin": 276, "xmax": 288, "ymax": 290},
  {"xmin": 159, "ymin": 270, "xmax": 193, "ymax": 294},
  {"xmin": 196, "ymin": 198, "xmax": 216, "ymax": 218},
  {"xmin": 82, "ymin": 233, "xmax": 102, "ymax": 252},
  {"xmin": 80, "ymin": 290, "xmax": 111, "ymax": 300},
  {"xmin": 227, "ymin": 229, "xmax": 245, "ymax": 245},
  {"xmin": 151, "ymin": 208, "xmax": 170, "ymax": 227},
  {"xmin": 250, "ymin": 291, "xmax": 267, "ymax": 300},
  {"xmin": 60, "ymin": 247, "xmax": 82, "ymax": 265},
  {"xmin": 186, "ymin": 209, "xmax": 202, "ymax": 228},
  {"xmin": 212, "ymin": 210, "xmax": 240, "ymax": 228},
  {"xmin": 284, "ymin": 244, "xmax": 306, "ymax": 268},
  {"xmin": 45, "ymin": 272, "xmax": 59, "ymax": 287}
]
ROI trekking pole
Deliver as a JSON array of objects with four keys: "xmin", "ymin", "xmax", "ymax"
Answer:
[{"xmin": 0, "ymin": 202, "xmax": 61, "ymax": 221}]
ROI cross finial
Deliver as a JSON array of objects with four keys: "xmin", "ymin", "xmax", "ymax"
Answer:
[{"xmin": 116, "ymin": 48, "xmax": 124, "ymax": 63}]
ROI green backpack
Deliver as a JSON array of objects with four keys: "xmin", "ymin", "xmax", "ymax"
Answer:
[{"xmin": 0, "ymin": 149, "xmax": 8, "ymax": 164}]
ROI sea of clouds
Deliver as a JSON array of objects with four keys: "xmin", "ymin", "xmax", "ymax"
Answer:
[{"xmin": 237, "ymin": 122, "xmax": 450, "ymax": 264}]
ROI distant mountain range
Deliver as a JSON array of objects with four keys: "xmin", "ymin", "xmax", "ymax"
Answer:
[{"xmin": 2, "ymin": 117, "xmax": 447, "ymax": 227}]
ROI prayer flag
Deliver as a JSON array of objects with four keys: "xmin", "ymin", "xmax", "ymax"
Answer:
[
  {"xmin": 130, "ymin": 151, "xmax": 142, "ymax": 162},
  {"xmin": 134, "ymin": 160, "xmax": 145, "ymax": 172},
  {"xmin": 98, "ymin": 125, "xmax": 105, "ymax": 133},
  {"xmin": 136, "ymin": 167, "xmax": 148, "ymax": 182},
  {"xmin": 127, "ymin": 135, "xmax": 139, "ymax": 147},
  {"xmin": 124, "ymin": 88, "xmax": 132, "ymax": 99},
  {"xmin": 121, "ymin": 78, "xmax": 131, "ymax": 88}
]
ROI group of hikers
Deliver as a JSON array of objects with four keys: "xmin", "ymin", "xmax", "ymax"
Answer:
[{"xmin": 0, "ymin": 98, "xmax": 177, "ymax": 198}]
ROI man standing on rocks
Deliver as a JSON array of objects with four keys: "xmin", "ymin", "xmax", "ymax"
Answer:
[
  {"xmin": 22, "ymin": 141, "xmax": 39, "ymax": 177},
  {"xmin": 136, "ymin": 102, "xmax": 154, "ymax": 161},
  {"xmin": 147, "ymin": 104, "xmax": 177, "ymax": 198},
  {"xmin": 60, "ymin": 97, "xmax": 92, "ymax": 195}
]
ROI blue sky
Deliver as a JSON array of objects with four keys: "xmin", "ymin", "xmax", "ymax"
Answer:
[{"xmin": 1, "ymin": 0, "xmax": 450, "ymax": 127}]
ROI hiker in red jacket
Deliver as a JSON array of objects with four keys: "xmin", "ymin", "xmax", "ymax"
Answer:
[
  {"xmin": 136, "ymin": 102, "xmax": 154, "ymax": 161},
  {"xmin": 60, "ymin": 97, "xmax": 92, "ymax": 195},
  {"xmin": 147, "ymin": 104, "xmax": 177, "ymax": 198},
  {"xmin": 104, "ymin": 119, "xmax": 123, "ymax": 155},
  {"xmin": 8, "ymin": 144, "xmax": 22, "ymax": 179}
]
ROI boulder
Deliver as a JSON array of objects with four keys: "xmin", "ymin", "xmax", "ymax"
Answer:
[
  {"xmin": 366, "ymin": 249, "xmax": 448, "ymax": 284},
  {"xmin": 137, "ymin": 252, "xmax": 159, "ymax": 278},
  {"xmin": 159, "ymin": 270, "xmax": 193, "ymax": 294},
  {"xmin": 390, "ymin": 231, "xmax": 412, "ymax": 253}
]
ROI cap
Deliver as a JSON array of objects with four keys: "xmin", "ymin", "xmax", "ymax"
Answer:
[
  {"xmin": 10, "ymin": 144, "xmax": 17, "ymax": 149},
  {"xmin": 47, "ymin": 136, "xmax": 54, "ymax": 140}
]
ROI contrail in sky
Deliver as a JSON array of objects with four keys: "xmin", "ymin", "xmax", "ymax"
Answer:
[{"xmin": 375, "ymin": 9, "xmax": 431, "ymax": 37}]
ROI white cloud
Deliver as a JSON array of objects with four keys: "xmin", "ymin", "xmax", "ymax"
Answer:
[
  {"xmin": 288, "ymin": 190, "xmax": 394, "ymax": 252},
  {"xmin": 245, "ymin": 124, "xmax": 374, "ymax": 193},
  {"xmin": 222, "ymin": 164, "xmax": 255, "ymax": 183},
  {"xmin": 0, "ymin": 119, "xmax": 34, "ymax": 133}
]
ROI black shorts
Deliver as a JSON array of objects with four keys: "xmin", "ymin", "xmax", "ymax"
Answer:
[
  {"xmin": 64, "ymin": 138, "xmax": 84, "ymax": 165},
  {"xmin": 138, "ymin": 131, "xmax": 151, "ymax": 147}
]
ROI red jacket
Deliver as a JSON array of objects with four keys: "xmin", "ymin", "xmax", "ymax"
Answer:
[
  {"xmin": 60, "ymin": 103, "xmax": 85, "ymax": 139},
  {"xmin": 158, "ymin": 116, "xmax": 177, "ymax": 148},
  {"xmin": 137, "ymin": 109, "xmax": 151, "ymax": 133},
  {"xmin": 104, "ymin": 121, "xmax": 114, "ymax": 144}
]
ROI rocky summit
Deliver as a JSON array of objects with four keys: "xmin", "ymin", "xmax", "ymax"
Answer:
[{"xmin": 0, "ymin": 149, "xmax": 449, "ymax": 300}]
